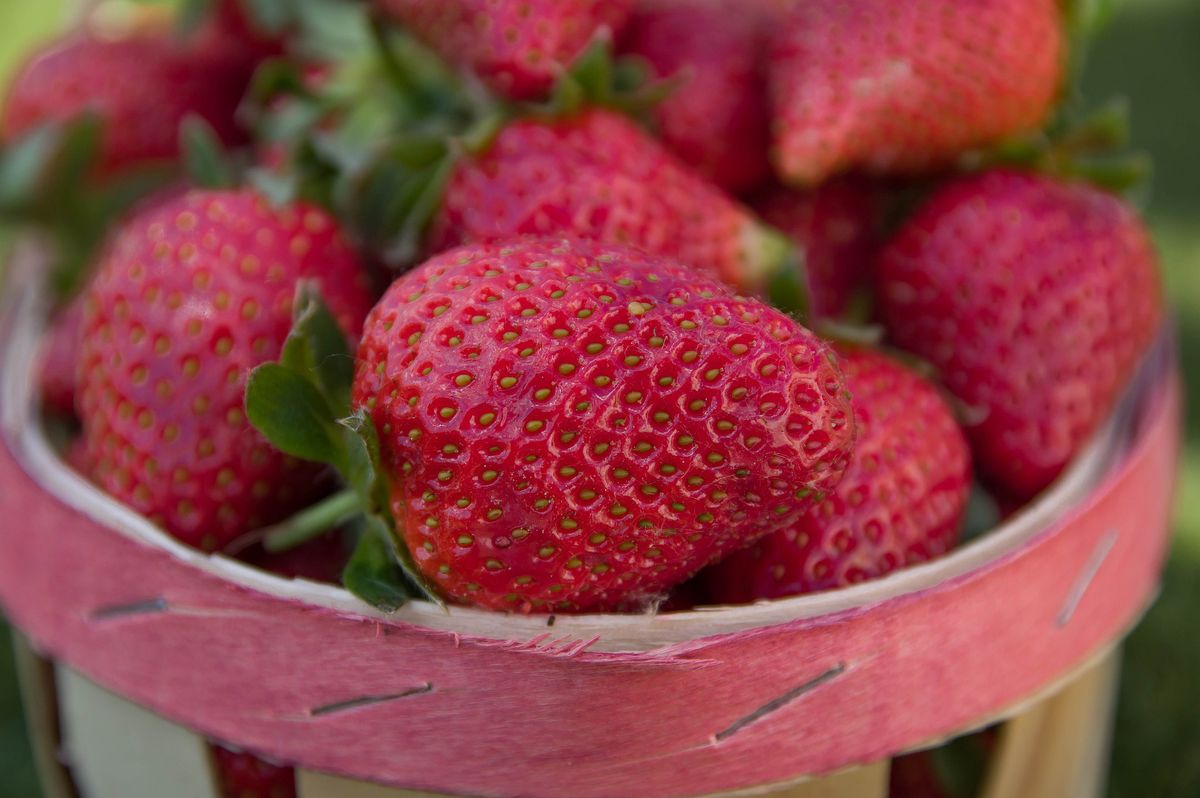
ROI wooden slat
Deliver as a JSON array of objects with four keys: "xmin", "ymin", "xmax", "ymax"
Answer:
[
  {"xmin": 56, "ymin": 667, "xmax": 220, "ymax": 798},
  {"xmin": 11, "ymin": 634, "xmax": 77, "ymax": 798},
  {"xmin": 299, "ymin": 770, "xmax": 455, "ymax": 797},
  {"xmin": 981, "ymin": 651, "xmax": 1120, "ymax": 798},
  {"xmin": 296, "ymin": 761, "xmax": 889, "ymax": 798},
  {"xmin": 733, "ymin": 762, "xmax": 890, "ymax": 798}
]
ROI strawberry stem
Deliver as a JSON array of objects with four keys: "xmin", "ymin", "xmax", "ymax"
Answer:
[{"xmin": 262, "ymin": 487, "xmax": 362, "ymax": 553}]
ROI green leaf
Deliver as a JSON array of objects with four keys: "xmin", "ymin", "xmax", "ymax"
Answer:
[
  {"xmin": 337, "ymin": 410, "xmax": 443, "ymax": 605},
  {"xmin": 337, "ymin": 410, "xmax": 383, "ymax": 504},
  {"xmin": 245, "ymin": 362, "xmax": 341, "ymax": 463},
  {"xmin": 0, "ymin": 116, "xmax": 102, "ymax": 214},
  {"xmin": 280, "ymin": 283, "xmax": 356, "ymax": 416},
  {"xmin": 0, "ymin": 125, "xmax": 62, "ymax": 212},
  {"xmin": 180, "ymin": 115, "xmax": 236, "ymax": 189},
  {"xmin": 342, "ymin": 516, "xmax": 415, "ymax": 611}
]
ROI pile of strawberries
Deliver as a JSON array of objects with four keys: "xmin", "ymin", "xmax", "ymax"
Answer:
[
  {"xmin": 6, "ymin": 0, "xmax": 1163, "ymax": 614},
  {"xmin": 1, "ymin": 0, "xmax": 1164, "ymax": 793}
]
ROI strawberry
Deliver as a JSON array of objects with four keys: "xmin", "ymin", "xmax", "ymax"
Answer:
[
  {"xmin": 751, "ymin": 179, "xmax": 882, "ymax": 320},
  {"xmin": 351, "ymin": 237, "xmax": 855, "ymax": 612},
  {"xmin": 706, "ymin": 347, "xmax": 969, "ymax": 601},
  {"xmin": 39, "ymin": 296, "xmax": 85, "ymax": 418},
  {"xmin": 244, "ymin": 532, "xmax": 350, "ymax": 584},
  {"xmin": 876, "ymin": 170, "xmax": 1161, "ymax": 501},
  {"xmin": 768, "ymin": 0, "xmax": 1064, "ymax": 186},
  {"xmin": 430, "ymin": 108, "xmax": 796, "ymax": 303},
  {"xmin": 374, "ymin": 0, "xmax": 634, "ymax": 100},
  {"xmin": 76, "ymin": 189, "xmax": 373, "ymax": 551},
  {"xmin": 2, "ymin": 31, "xmax": 255, "ymax": 175},
  {"xmin": 211, "ymin": 744, "xmax": 295, "ymax": 798},
  {"xmin": 619, "ymin": 0, "xmax": 770, "ymax": 193}
]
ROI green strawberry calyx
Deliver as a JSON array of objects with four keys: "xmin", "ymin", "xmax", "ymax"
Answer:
[
  {"xmin": 244, "ymin": 281, "xmax": 441, "ymax": 610},
  {"xmin": 244, "ymin": 8, "xmax": 674, "ymax": 272}
]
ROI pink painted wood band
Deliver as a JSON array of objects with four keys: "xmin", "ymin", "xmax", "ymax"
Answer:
[{"xmin": 0, "ymin": 275, "xmax": 1180, "ymax": 797}]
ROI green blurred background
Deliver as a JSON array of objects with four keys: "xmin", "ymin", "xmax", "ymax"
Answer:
[{"xmin": 0, "ymin": 1, "xmax": 1196, "ymax": 796}]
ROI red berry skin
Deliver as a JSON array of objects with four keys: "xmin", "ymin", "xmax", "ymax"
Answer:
[
  {"xmin": 706, "ymin": 348, "xmax": 969, "ymax": 601},
  {"xmin": 352, "ymin": 237, "xmax": 855, "ymax": 613},
  {"xmin": 374, "ymin": 0, "xmax": 634, "ymax": 101},
  {"xmin": 2, "ymin": 33, "xmax": 254, "ymax": 175},
  {"xmin": 212, "ymin": 744, "xmax": 295, "ymax": 798},
  {"xmin": 77, "ymin": 190, "xmax": 374, "ymax": 551},
  {"xmin": 431, "ymin": 109, "xmax": 786, "ymax": 296},
  {"xmin": 245, "ymin": 532, "xmax": 349, "ymax": 584},
  {"xmin": 619, "ymin": 0, "xmax": 770, "ymax": 194},
  {"xmin": 877, "ymin": 171, "xmax": 1162, "ymax": 501},
  {"xmin": 752, "ymin": 179, "xmax": 882, "ymax": 320},
  {"xmin": 39, "ymin": 296, "xmax": 85, "ymax": 418},
  {"xmin": 769, "ymin": 0, "xmax": 1064, "ymax": 186}
]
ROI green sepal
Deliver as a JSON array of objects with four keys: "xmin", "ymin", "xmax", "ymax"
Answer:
[
  {"xmin": 180, "ymin": 115, "xmax": 237, "ymax": 190},
  {"xmin": 338, "ymin": 410, "xmax": 443, "ymax": 606},
  {"xmin": 280, "ymin": 281, "xmax": 356, "ymax": 416},
  {"xmin": 0, "ymin": 116, "xmax": 102, "ymax": 215},
  {"xmin": 243, "ymin": 286, "xmax": 442, "ymax": 608},
  {"xmin": 0, "ymin": 115, "xmax": 171, "ymax": 300},
  {"xmin": 537, "ymin": 36, "xmax": 677, "ymax": 122},
  {"xmin": 342, "ymin": 515, "xmax": 418, "ymax": 611},
  {"xmin": 961, "ymin": 95, "xmax": 1149, "ymax": 199},
  {"xmin": 245, "ymin": 362, "xmax": 342, "ymax": 463}
]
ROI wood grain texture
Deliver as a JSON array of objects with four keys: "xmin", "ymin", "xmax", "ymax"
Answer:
[
  {"xmin": 56, "ymin": 668, "xmax": 220, "ymax": 798},
  {"xmin": 0, "ymin": 259, "xmax": 1181, "ymax": 798},
  {"xmin": 981, "ymin": 651, "xmax": 1120, "ymax": 798},
  {"xmin": 11, "ymin": 634, "xmax": 77, "ymax": 798}
]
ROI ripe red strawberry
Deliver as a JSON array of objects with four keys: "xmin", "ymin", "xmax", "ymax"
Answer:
[
  {"xmin": 2, "ymin": 32, "xmax": 255, "ymax": 174},
  {"xmin": 877, "ymin": 171, "xmax": 1162, "ymax": 501},
  {"xmin": 211, "ymin": 744, "xmax": 295, "ymax": 798},
  {"xmin": 39, "ymin": 297, "xmax": 85, "ymax": 418},
  {"xmin": 77, "ymin": 189, "xmax": 373, "ymax": 551},
  {"xmin": 619, "ymin": 0, "xmax": 770, "ymax": 193},
  {"xmin": 430, "ymin": 109, "xmax": 793, "ymax": 299},
  {"xmin": 352, "ymin": 237, "xmax": 855, "ymax": 612},
  {"xmin": 245, "ymin": 532, "xmax": 350, "ymax": 584},
  {"xmin": 768, "ymin": 0, "xmax": 1064, "ymax": 186},
  {"xmin": 706, "ymin": 347, "xmax": 969, "ymax": 601},
  {"xmin": 752, "ymin": 179, "xmax": 882, "ymax": 320},
  {"xmin": 374, "ymin": 0, "xmax": 634, "ymax": 100}
]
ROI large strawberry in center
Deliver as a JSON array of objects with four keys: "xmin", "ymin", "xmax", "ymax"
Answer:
[{"xmin": 352, "ymin": 238, "xmax": 855, "ymax": 612}]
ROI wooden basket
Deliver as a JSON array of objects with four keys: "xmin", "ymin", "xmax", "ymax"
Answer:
[{"xmin": 0, "ymin": 250, "xmax": 1182, "ymax": 798}]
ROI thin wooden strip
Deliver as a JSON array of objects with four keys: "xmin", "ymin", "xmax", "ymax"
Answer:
[
  {"xmin": 299, "ymin": 770, "xmax": 456, "ymax": 797},
  {"xmin": 723, "ymin": 762, "xmax": 890, "ymax": 798},
  {"xmin": 981, "ymin": 651, "xmax": 1121, "ymax": 798},
  {"xmin": 11, "ymin": 634, "xmax": 77, "ymax": 798},
  {"xmin": 295, "ymin": 761, "xmax": 891, "ymax": 798},
  {"xmin": 980, "ymin": 697, "xmax": 1053, "ymax": 798},
  {"xmin": 56, "ymin": 667, "xmax": 220, "ymax": 798}
]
